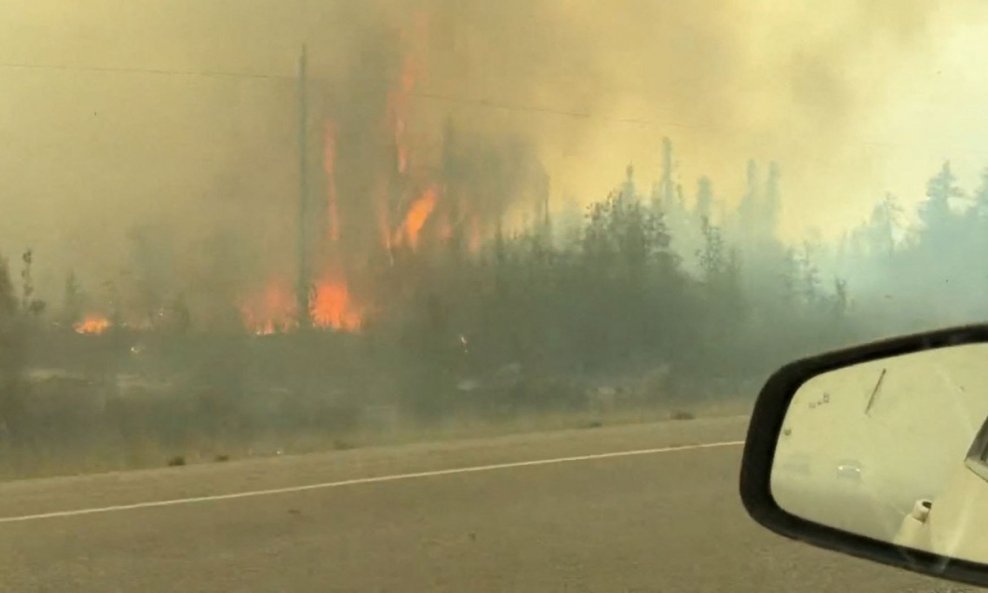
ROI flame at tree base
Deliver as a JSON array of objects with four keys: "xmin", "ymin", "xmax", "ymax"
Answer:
[
  {"xmin": 74, "ymin": 315, "xmax": 111, "ymax": 335},
  {"xmin": 393, "ymin": 186, "xmax": 438, "ymax": 250},
  {"xmin": 310, "ymin": 280, "xmax": 363, "ymax": 332},
  {"xmin": 240, "ymin": 282, "xmax": 298, "ymax": 336},
  {"xmin": 240, "ymin": 278, "xmax": 364, "ymax": 336}
]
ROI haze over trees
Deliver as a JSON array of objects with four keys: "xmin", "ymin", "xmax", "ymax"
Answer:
[{"xmin": 0, "ymin": 137, "xmax": 982, "ymax": 476}]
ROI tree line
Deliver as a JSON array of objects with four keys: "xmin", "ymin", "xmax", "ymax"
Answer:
[{"xmin": 0, "ymin": 139, "xmax": 983, "ymax": 456}]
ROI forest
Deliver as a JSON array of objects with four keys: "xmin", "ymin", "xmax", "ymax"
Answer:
[{"xmin": 0, "ymin": 137, "xmax": 981, "ymax": 477}]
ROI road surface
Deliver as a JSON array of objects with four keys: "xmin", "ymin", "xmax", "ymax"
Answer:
[{"xmin": 0, "ymin": 417, "xmax": 978, "ymax": 592}]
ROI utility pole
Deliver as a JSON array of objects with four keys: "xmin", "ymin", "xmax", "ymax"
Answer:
[{"xmin": 296, "ymin": 44, "xmax": 311, "ymax": 329}]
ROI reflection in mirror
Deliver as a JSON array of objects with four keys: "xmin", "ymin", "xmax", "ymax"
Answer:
[{"xmin": 771, "ymin": 343, "xmax": 988, "ymax": 564}]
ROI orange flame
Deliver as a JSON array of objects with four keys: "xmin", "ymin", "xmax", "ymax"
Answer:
[
  {"xmin": 372, "ymin": 176, "xmax": 393, "ymax": 254},
  {"xmin": 323, "ymin": 120, "xmax": 341, "ymax": 243},
  {"xmin": 240, "ymin": 282, "xmax": 297, "ymax": 335},
  {"xmin": 311, "ymin": 279, "xmax": 363, "ymax": 332},
  {"xmin": 239, "ymin": 279, "xmax": 362, "ymax": 335},
  {"xmin": 254, "ymin": 320, "xmax": 278, "ymax": 336},
  {"xmin": 467, "ymin": 217, "xmax": 483, "ymax": 254},
  {"xmin": 388, "ymin": 18, "xmax": 427, "ymax": 176},
  {"xmin": 387, "ymin": 58, "xmax": 415, "ymax": 176},
  {"xmin": 394, "ymin": 186, "xmax": 438, "ymax": 250},
  {"xmin": 395, "ymin": 117, "xmax": 409, "ymax": 175},
  {"xmin": 74, "ymin": 315, "xmax": 111, "ymax": 335}
]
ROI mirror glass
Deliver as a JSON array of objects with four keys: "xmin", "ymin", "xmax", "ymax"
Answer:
[{"xmin": 771, "ymin": 342, "xmax": 988, "ymax": 564}]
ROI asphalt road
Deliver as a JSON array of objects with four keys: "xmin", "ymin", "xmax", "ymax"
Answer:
[{"xmin": 0, "ymin": 417, "xmax": 979, "ymax": 593}]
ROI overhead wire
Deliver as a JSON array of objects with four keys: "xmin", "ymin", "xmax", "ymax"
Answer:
[
  {"xmin": 0, "ymin": 59, "xmax": 755, "ymax": 136},
  {"xmin": 2, "ymin": 59, "xmax": 987, "ymax": 167}
]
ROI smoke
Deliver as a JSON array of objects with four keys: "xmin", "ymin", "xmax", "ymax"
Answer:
[{"xmin": 0, "ymin": 0, "xmax": 982, "ymax": 309}]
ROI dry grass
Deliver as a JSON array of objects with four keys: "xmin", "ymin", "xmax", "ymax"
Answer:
[{"xmin": 0, "ymin": 395, "xmax": 753, "ymax": 481}]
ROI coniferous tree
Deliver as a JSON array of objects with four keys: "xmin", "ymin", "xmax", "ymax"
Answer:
[
  {"xmin": 920, "ymin": 161, "xmax": 963, "ymax": 246},
  {"xmin": 695, "ymin": 176, "xmax": 714, "ymax": 223},
  {"xmin": 62, "ymin": 270, "xmax": 84, "ymax": 329}
]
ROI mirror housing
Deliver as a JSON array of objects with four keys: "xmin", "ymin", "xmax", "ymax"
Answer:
[{"xmin": 740, "ymin": 323, "xmax": 988, "ymax": 587}]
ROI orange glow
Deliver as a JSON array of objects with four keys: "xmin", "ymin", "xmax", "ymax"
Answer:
[
  {"xmin": 373, "ymin": 177, "xmax": 393, "ymax": 251},
  {"xmin": 322, "ymin": 120, "xmax": 341, "ymax": 243},
  {"xmin": 437, "ymin": 210, "xmax": 454, "ymax": 242},
  {"xmin": 240, "ymin": 282, "xmax": 297, "ymax": 335},
  {"xmin": 399, "ymin": 52, "xmax": 417, "ymax": 94},
  {"xmin": 394, "ymin": 186, "xmax": 438, "ymax": 250},
  {"xmin": 395, "ymin": 117, "xmax": 409, "ymax": 175},
  {"xmin": 254, "ymin": 320, "xmax": 277, "ymax": 336},
  {"xmin": 239, "ymin": 279, "xmax": 362, "ymax": 335},
  {"xmin": 311, "ymin": 279, "xmax": 363, "ymax": 332},
  {"xmin": 380, "ymin": 15, "xmax": 431, "ymax": 255},
  {"xmin": 467, "ymin": 217, "xmax": 483, "ymax": 254},
  {"xmin": 394, "ymin": 54, "xmax": 417, "ymax": 174},
  {"xmin": 74, "ymin": 315, "xmax": 110, "ymax": 335},
  {"xmin": 387, "ymin": 18, "xmax": 427, "ymax": 176}
]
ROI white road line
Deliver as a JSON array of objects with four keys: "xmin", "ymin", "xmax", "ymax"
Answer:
[{"xmin": 0, "ymin": 440, "xmax": 744, "ymax": 524}]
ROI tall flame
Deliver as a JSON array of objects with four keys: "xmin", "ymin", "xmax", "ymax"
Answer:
[
  {"xmin": 374, "ymin": 177, "xmax": 393, "ymax": 253},
  {"xmin": 239, "ymin": 279, "xmax": 363, "ymax": 335},
  {"xmin": 240, "ymin": 282, "xmax": 297, "ymax": 335},
  {"xmin": 378, "ymin": 14, "xmax": 431, "ymax": 256},
  {"xmin": 311, "ymin": 279, "xmax": 363, "ymax": 332},
  {"xmin": 395, "ymin": 120, "xmax": 409, "ymax": 175},
  {"xmin": 388, "ymin": 15, "xmax": 427, "ymax": 177},
  {"xmin": 468, "ymin": 216, "xmax": 483, "ymax": 254},
  {"xmin": 389, "ymin": 36, "xmax": 419, "ymax": 175},
  {"xmin": 236, "ymin": 15, "xmax": 440, "ymax": 336},
  {"xmin": 389, "ymin": 55, "xmax": 418, "ymax": 176},
  {"xmin": 394, "ymin": 186, "xmax": 438, "ymax": 250},
  {"xmin": 74, "ymin": 314, "xmax": 111, "ymax": 335}
]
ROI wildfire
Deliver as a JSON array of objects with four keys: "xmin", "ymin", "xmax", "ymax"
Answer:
[
  {"xmin": 239, "ymin": 277, "xmax": 364, "ymax": 335},
  {"xmin": 390, "ymin": 51, "xmax": 420, "ymax": 175},
  {"xmin": 375, "ymin": 178, "xmax": 393, "ymax": 253},
  {"xmin": 236, "ymin": 14, "xmax": 468, "ymax": 337},
  {"xmin": 395, "ymin": 120, "xmax": 409, "ymax": 175},
  {"xmin": 468, "ymin": 217, "xmax": 483, "ymax": 254},
  {"xmin": 311, "ymin": 279, "xmax": 363, "ymax": 332},
  {"xmin": 240, "ymin": 282, "xmax": 297, "ymax": 336},
  {"xmin": 394, "ymin": 186, "xmax": 438, "ymax": 250},
  {"xmin": 253, "ymin": 320, "xmax": 279, "ymax": 336},
  {"xmin": 74, "ymin": 315, "xmax": 111, "ymax": 335},
  {"xmin": 388, "ymin": 15, "xmax": 428, "ymax": 177}
]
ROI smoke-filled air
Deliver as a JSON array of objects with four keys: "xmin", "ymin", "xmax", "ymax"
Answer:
[{"xmin": 2, "ymin": 0, "xmax": 988, "ymax": 476}]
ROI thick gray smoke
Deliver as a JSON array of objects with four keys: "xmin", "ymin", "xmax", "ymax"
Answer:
[{"xmin": 0, "ymin": 0, "xmax": 978, "ymax": 312}]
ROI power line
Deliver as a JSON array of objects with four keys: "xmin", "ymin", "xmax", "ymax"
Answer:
[
  {"xmin": 0, "ymin": 59, "xmax": 931, "ymax": 146},
  {"xmin": 4, "ymin": 59, "xmax": 988, "ymax": 162},
  {"xmin": 0, "ymin": 59, "xmax": 722, "ymax": 133},
  {"xmin": 0, "ymin": 60, "xmax": 292, "ymax": 81}
]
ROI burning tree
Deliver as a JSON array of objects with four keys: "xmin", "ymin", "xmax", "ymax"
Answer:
[{"xmin": 239, "ymin": 20, "xmax": 548, "ymax": 339}]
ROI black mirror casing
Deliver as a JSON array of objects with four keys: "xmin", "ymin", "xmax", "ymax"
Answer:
[{"xmin": 739, "ymin": 323, "xmax": 988, "ymax": 587}]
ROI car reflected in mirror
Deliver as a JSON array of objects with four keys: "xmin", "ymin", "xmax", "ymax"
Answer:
[
  {"xmin": 772, "ymin": 341, "xmax": 988, "ymax": 558},
  {"xmin": 740, "ymin": 325, "xmax": 988, "ymax": 588}
]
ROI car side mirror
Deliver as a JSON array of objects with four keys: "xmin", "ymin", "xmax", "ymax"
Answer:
[{"xmin": 740, "ymin": 324, "xmax": 988, "ymax": 587}]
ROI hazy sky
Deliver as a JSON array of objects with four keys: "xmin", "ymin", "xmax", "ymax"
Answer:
[{"xmin": 3, "ymin": 0, "xmax": 988, "ymax": 297}]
